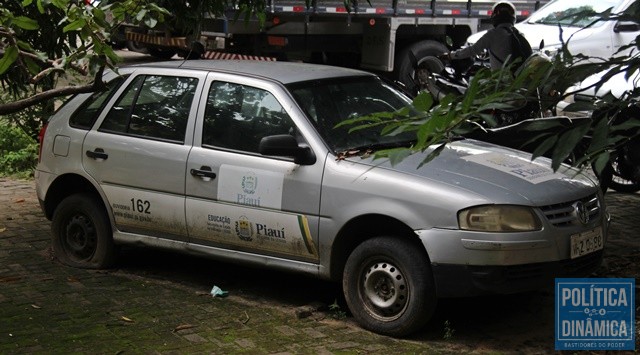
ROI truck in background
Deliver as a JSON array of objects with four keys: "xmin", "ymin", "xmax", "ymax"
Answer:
[{"xmin": 120, "ymin": 0, "xmax": 549, "ymax": 87}]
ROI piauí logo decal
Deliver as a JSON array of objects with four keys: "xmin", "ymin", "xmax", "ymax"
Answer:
[{"xmin": 235, "ymin": 216, "xmax": 253, "ymax": 242}]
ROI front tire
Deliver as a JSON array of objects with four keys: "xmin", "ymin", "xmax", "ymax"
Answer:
[
  {"xmin": 343, "ymin": 236, "xmax": 436, "ymax": 337},
  {"xmin": 51, "ymin": 194, "xmax": 115, "ymax": 269}
]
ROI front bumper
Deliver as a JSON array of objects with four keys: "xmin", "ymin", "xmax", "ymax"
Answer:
[
  {"xmin": 432, "ymin": 250, "xmax": 604, "ymax": 297},
  {"xmin": 415, "ymin": 201, "xmax": 609, "ymax": 297}
]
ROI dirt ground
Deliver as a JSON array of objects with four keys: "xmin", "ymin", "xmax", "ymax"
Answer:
[
  {"xmin": 1, "ymin": 181, "xmax": 638, "ymax": 354},
  {"xmin": 106, "ymin": 191, "xmax": 639, "ymax": 353}
]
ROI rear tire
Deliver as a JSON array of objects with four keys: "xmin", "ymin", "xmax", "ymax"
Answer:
[
  {"xmin": 608, "ymin": 157, "xmax": 640, "ymax": 193},
  {"xmin": 343, "ymin": 236, "xmax": 436, "ymax": 337},
  {"xmin": 395, "ymin": 40, "xmax": 449, "ymax": 94},
  {"xmin": 51, "ymin": 194, "xmax": 115, "ymax": 269}
]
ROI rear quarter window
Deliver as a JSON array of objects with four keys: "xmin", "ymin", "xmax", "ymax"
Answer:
[{"xmin": 68, "ymin": 76, "xmax": 128, "ymax": 130}]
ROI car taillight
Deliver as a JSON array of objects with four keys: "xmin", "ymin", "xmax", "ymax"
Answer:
[{"xmin": 37, "ymin": 123, "xmax": 48, "ymax": 163}]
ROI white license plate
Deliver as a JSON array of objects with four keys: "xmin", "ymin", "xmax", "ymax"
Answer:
[{"xmin": 570, "ymin": 228, "xmax": 603, "ymax": 259}]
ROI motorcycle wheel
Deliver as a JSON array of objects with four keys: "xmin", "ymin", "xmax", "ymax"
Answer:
[
  {"xmin": 608, "ymin": 159, "xmax": 640, "ymax": 193},
  {"xmin": 395, "ymin": 40, "xmax": 449, "ymax": 94}
]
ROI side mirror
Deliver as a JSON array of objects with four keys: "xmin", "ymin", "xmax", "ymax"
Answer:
[
  {"xmin": 614, "ymin": 21, "xmax": 640, "ymax": 33},
  {"xmin": 259, "ymin": 134, "xmax": 316, "ymax": 165}
]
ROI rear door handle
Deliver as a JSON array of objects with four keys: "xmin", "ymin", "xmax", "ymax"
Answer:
[
  {"xmin": 190, "ymin": 166, "xmax": 217, "ymax": 180},
  {"xmin": 86, "ymin": 148, "xmax": 108, "ymax": 160}
]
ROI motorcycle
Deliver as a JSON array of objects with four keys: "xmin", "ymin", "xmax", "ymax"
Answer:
[
  {"xmin": 591, "ymin": 104, "xmax": 640, "ymax": 193},
  {"xmin": 412, "ymin": 53, "xmax": 551, "ymax": 126}
]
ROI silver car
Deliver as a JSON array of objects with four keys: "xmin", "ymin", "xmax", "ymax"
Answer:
[{"xmin": 35, "ymin": 60, "xmax": 608, "ymax": 337}]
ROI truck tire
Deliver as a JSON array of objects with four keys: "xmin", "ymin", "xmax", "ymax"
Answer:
[
  {"xmin": 126, "ymin": 40, "xmax": 148, "ymax": 54},
  {"xmin": 342, "ymin": 236, "xmax": 436, "ymax": 337},
  {"xmin": 51, "ymin": 193, "xmax": 116, "ymax": 269},
  {"xmin": 395, "ymin": 40, "xmax": 449, "ymax": 95}
]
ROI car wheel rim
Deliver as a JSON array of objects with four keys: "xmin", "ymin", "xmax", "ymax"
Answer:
[
  {"xmin": 361, "ymin": 261, "xmax": 408, "ymax": 321},
  {"xmin": 63, "ymin": 214, "xmax": 97, "ymax": 261}
]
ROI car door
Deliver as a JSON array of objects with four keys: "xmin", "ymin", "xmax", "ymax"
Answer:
[
  {"xmin": 185, "ymin": 73, "xmax": 324, "ymax": 263},
  {"xmin": 83, "ymin": 68, "xmax": 207, "ymax": 241},
  {"xmin": 611, "ymin": 0, "xmax": 640, "ymax": 58}
]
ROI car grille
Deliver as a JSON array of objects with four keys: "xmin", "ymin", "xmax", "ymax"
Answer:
[{"xmin": 539, "ymin": 194, "xmax": 600, "ymax": 227}]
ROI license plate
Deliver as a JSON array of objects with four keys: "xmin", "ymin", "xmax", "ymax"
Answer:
[{"xmin": 570, "ymin": 228, "xmax": 603, "ymax": 259}]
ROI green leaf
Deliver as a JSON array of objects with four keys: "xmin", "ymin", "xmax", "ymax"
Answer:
[
  {"xmin": 418, "ymin": 142, "xmax": 447, "ymax": 168},
  {"xmin": 591, "ymin": 152, "xmax": 610, "ymax": 177},
  {"xmin": 23, "ymin": 57, "xmax": 41, "ymax": 75},
  {"xmin": 563, "ymin": 101, "xmax": 597, "ymax": 113},
  {"xmin": 16, "ymin": 40, "xmax": 34, "ymax": 52},
  {"xmin": 93, "ymin": 7, "xmax": 106, "ymax": 25},
  {"xmin": 551, "ymin": 120, "xmax": 592, "ymax": 170},
  {"xmin": 587, "ymin": 116, "xmax": 610, "ymax": 154},
  {"xmin": 36, "ymin": 0, "xmax": 44, "ymax": 14},
  {"xmin": 63, "ymin": 18, "xmax": 86, "ymax": 32},
  {"xmin": 0, "ymin": 46, "xmax": 19, "ymax": 75},
  {"xmin": 386, "ymin": 147, "xmax": 412, "ymax": 166},
  {"xmin": 462, "ymin": 76, "xmax": 479, "ymax": 112},
  {"xmin": 21, "ymin": 0, "xmax": 33, "ymax": 6},
  {"xmin": 530, "ymin": 135, "xmax": 557, "ymax": 160},
  {"xmin": 412, "ymin": 92, "xmax": 434, "ymax": 111},
  {"xmin": 610, "ymin": 118, "xmax": 640, "ymax": 133},
  {"xmin": 12, "ymin": 16, "xmax": 39, "ymax": 30},
  {"xmin": 519, "ymin": 117, "xmax": 572, "ymax": 132},
  {"xmin": 51, "ymin": 0, "xmax": 67, "ymax": 10}
]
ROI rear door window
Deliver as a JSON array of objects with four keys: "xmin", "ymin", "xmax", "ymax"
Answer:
[{"xmin": 99, "ymin": 75, "xmax": 198, "ymax": 143}]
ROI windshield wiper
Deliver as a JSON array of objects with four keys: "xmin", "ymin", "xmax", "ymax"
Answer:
[{"xmin": 529, "ymin": 19, "xmax": 560, "ymax": 25}]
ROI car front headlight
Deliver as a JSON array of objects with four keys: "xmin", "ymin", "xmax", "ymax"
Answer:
[
  {"xmin": 561, "ymin": 89, "xmax": 575, "ymax": 105},
  {"xmin": 458, "ymin": 205, "xmax": 542, "ymax": 232},
  {"xmin": 542, "ymin": 47, "xmax": 560, "ymax": 59}
]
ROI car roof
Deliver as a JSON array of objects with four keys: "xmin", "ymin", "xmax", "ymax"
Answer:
[{"xmin": 128, "ymin": 60, "xmax": 374, "ymax": 85}]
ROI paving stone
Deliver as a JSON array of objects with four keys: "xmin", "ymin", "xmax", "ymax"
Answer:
[{"xmin": 1, "ymin": 177, "xmax": 638, "ymax": 353}]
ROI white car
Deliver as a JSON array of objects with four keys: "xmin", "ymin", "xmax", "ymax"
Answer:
[
  {"xmin": 468, "ymin": 0, "xmax": 639, "ymax": 60},
  {"xmin": 35, "ymin": 60, "xmax": 608, "ymax": 337},
  {"xmin": 557, "ymin": 65, "xmax": 639, "ymax": 117}
]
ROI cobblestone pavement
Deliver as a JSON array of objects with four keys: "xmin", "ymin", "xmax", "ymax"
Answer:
[{"xmin": 1, "ymin": 177, "xmax": 638, "ymax": 354}]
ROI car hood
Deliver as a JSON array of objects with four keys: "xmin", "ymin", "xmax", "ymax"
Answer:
[
  {"xmin": 347, "ymin": 139, "xmax": 598, "ymax": 206},
  {"xmin": 516, "ymin": 22, "xmax": 589, "ymax": 50},
  {"xmin": 467, "ymin": 23, "xmax": 588, "ymax": 51},
  {"xmin": 570, "ymin": 67, "xmax": 639, "ymax": 98}
]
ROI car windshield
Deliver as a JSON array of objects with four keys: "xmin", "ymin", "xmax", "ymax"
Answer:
[
  {"xmin": 287, "ymin": 76, "xmax": 417, "ymax": 153},
  {"xmin": 526, "ymin": 0, "xmax": 622, "ymax": 27}
]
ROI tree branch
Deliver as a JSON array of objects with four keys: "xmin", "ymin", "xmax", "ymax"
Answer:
[{"xmin": 0, "ymin": 66, "xmax": 106, "ymax": 116}]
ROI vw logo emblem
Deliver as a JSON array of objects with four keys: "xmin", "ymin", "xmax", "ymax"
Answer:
[{"xmin": 573, "ymin": 201, "xmax": 590, "ymax": 225}]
